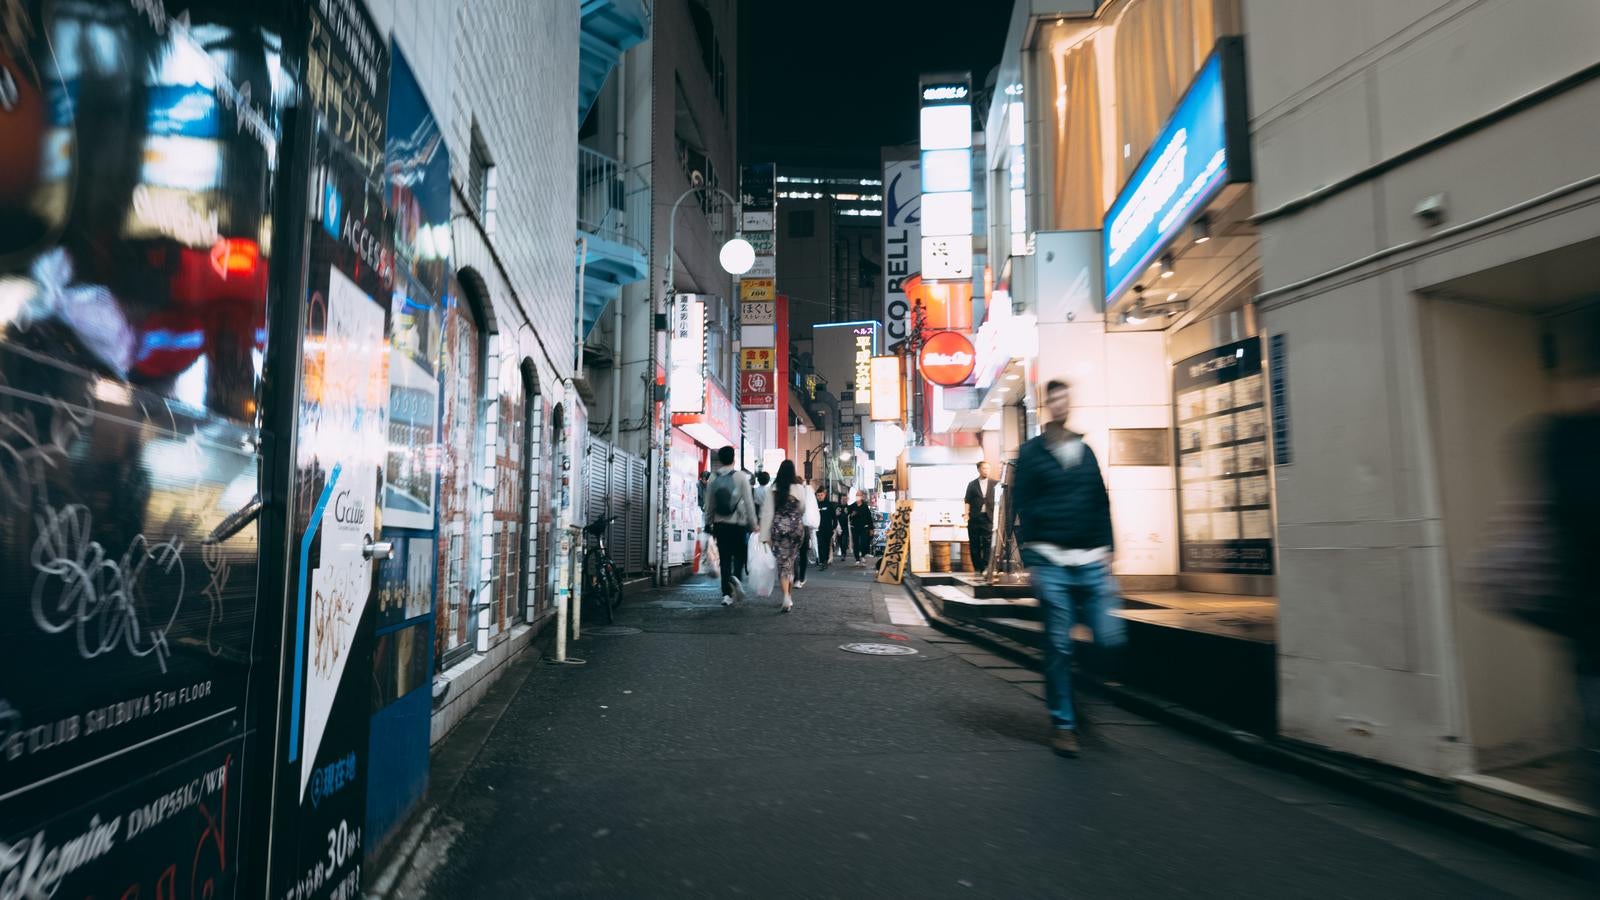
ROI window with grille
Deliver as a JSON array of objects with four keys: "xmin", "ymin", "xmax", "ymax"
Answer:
[{"xmin": 469, "ymin": 124, "xmax": 497, "ymax": 234}]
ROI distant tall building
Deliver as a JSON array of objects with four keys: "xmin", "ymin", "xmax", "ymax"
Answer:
[{"xmin": 775, "ymin": 169, "xmax": 884, "ymax": 340}]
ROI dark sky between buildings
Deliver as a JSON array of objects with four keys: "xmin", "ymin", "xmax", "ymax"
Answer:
[{"xmin": 738, "ymin": 0, "xmax": 1014, "ymax": 170}]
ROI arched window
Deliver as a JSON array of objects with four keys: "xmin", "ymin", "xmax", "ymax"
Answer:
[{"xmin": 438, "ymin": 271, "xmax": 489, "ymax": 665}]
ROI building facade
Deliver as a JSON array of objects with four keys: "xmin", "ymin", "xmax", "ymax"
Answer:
[
  {"xmin": 1244, "ymin": 0, "xmax": 1599, "ymax": 798},
  {"xmin": 969, "ymin": 0, "xmax": 1598, "ymax": 830},
  {"xmin": 580, "ymin": 0, "xmax": 741, "ymax": 578}
]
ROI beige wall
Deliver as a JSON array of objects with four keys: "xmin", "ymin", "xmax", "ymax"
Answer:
[
  {"xmin": 1421, "ymin": 298, "xmax": 1578, "ymax": 768},
  {"xmin": 1247, "ymin": 0, "xmax": 1600, "ymax": 776}
]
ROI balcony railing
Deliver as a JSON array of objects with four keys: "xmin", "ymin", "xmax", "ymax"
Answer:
[{"xmin": 578, "ymin": 146, "xmax": 650, "ymax": 254}]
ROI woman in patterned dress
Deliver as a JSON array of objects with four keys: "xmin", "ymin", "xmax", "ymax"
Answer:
[{"xmin": 759, "ymin": 460, "xmax": 813, "ymax": 613}]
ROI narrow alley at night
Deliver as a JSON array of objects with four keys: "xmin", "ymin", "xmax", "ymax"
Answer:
[{"xmin": 2, "ymin": 0, "xmax": 1597, "ymax": 897}]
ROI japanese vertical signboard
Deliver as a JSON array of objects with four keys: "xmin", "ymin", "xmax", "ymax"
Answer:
[{"xmin": 738, "ymin": 164, "xmax": 779, "ymax": 413}]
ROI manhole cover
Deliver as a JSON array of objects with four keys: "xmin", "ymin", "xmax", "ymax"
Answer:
[
  {"xmin": 586, "ymin": 626, "xmax": 641, "ymax": 636},
  {"xmin": 839, "ymin": 642, "xmax": 919, "ymax": 657}
]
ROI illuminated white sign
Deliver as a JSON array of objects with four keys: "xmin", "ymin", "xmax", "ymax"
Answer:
[
  {"xmin": 669, "ymin": 295, "xmax": 705, "ymax": 413},
  {"xmin": 919, "ymin": 72, "xmax": 973, "ymax": 284},
  {"xmin": 870, "ymin": 356, "xmax": 902, "ymax": 421},
  {"xmin": 921, "ymin": 84, "xmax": 969, "ymax": 102}
]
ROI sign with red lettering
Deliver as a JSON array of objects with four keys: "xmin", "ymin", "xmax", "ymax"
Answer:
[{"xmin": 919, "ymin": 331, "xmax": 976, "ymax": 386}]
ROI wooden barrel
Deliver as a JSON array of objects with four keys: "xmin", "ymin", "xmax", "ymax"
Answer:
[{"xmin": 929, "ymin": 541, "xmax": 952, "ymax": 573}]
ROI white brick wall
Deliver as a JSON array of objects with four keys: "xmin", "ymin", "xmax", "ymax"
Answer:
[
  {"xmin": 370, "ymin": 0, "xmax": 578, "ymax": 391},
  {"xmin": 365, "ymin": 0, "xmax": 580, "ymax": 741}
]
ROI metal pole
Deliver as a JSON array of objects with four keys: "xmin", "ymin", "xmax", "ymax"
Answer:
[{"xmin": 656, "ymin": 184, "xmax": 741, "ymax": 588}]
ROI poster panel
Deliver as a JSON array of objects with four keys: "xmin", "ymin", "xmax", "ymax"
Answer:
[
  {"xmin": 272, "ymin": 2, "xmax": 393, "ymax": 897},
  {"xmin": 1173, "ymin": 338, "xmax": 1274, "ymax": 576}
]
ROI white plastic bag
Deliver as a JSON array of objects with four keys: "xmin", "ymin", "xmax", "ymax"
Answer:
[
  {"xmin": 747, "ymin": 535, "xmax": 777, "ymax": 598},
  {"xmin": 701, "ymin": 533, "xmax": 720, "ymax": 578}
]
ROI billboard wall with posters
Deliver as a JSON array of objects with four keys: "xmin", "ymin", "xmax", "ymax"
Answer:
[
  {"xmin": 882, "ymin": 160, "xmax": 922, "ymax": 351},
  {"xmin": 0, "ymin": 1, "xmax": 296, "ymax": 896}
]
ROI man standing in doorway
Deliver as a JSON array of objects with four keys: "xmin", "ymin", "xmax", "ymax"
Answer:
[
  {"xmin": 1013, "ymin": 380, "xmax": 1125, "ymax": 758},
  {"xmin": 815, "ymin": 487, "xmax": 838, "ymax": 571},
  {"xmin": 704, "ymin": 445, "xmax": 757, "ymax": 607},
  {"xmin": 850, "ymin": 495, "xmax": 875, "ymax": 564},
  {"xmin": 965, "ymin": 461, "xmax": 997, "ymax": 574}
]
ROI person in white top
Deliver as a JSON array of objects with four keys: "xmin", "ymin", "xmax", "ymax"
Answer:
[{"xmin": 758, "ymin": 460, "xmax": 817, "ymax": 613}]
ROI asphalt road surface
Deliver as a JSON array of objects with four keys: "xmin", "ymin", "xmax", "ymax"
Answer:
[{"xmin": 393, "ymin": 562, "xmax": 1589, "ymax": 899}]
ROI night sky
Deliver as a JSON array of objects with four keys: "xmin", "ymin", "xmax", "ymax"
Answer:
[{"xmin": 738, "ymin": 0, "xmax": 1015, "ymax": 170}]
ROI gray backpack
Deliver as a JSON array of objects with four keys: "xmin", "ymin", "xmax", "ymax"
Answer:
[{"xmin": 710, "ymin": 471, "xmax": 739, "ymax": 518}]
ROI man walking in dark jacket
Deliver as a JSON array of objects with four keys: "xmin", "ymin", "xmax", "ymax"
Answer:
[
  {"xmin": 815, "ymin": 487, "xmax": 838, "ymax": 570},
  {"xmin": 1013, "ymin": 379, "xmax": 1125, "ymax": 758}
]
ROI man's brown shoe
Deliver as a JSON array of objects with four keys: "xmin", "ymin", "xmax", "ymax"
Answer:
[{"xmin": 1051, "ymin": 729, "xmax": 1080, "ymax": 757}]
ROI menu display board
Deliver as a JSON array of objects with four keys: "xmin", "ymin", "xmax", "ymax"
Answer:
[{"xmin": 1174, "ymin": 338, "xmax": 1275, "ymax": 575}]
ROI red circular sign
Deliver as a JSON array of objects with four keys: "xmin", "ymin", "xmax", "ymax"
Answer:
[{"xmin": 919, "ymin": 331, "xmax": 976, "ymax": 386}]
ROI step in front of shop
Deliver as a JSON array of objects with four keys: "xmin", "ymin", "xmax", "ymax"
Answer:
[
  {"xmin": 924, "ymin": 584, "xmax": 1041, "ymax": 622},
  {"xmin": 910, "ymin": 575, "xmax": 1277, "ymax": 735}
]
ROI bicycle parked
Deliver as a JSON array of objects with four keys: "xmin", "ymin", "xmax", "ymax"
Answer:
[{"xmin": 582, "ymin": 514, "xmax": 625, "ymax": 624}]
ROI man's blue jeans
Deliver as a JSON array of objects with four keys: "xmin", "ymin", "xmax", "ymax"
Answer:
[{"xmin": 1022, "ymin": 551, "xmax": 1127, "ymax": 731}]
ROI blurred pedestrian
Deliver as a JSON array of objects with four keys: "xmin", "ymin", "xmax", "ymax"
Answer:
[
  {"xmin": 793, "ymin": 479, "xmax": 821, "ymax": 588},
  {"xmin": 849, "ymin": 496, "xmax": 874, "ymax": 564},
  {"xmin": 836, "ymin": 495, "xmax": 852, "ymax": 558},
  {"xmin": 1013, "ymin": 379, "xmax": 1125, "ymax": 758},
  {"xmin": 759, "ymin": 460, "xmax": 808, "ymax": 613},
  {"xmin": 965, "ymin": 460, "xmax": 997, "ymax": 573},
  {"xmin": 704, "ymin": 445, "xmax": 757, "ymax": 607},
  {"xmin": 1545, "ymin": 403, "xmax": 1600, "ymax": 861},
  {"xmin": 753, "ymin": 470, "xmax": 771, "ymax": 511},
  {"xmin": 815, "ymin": 487, "xmax": 838, "ymax": 570}
]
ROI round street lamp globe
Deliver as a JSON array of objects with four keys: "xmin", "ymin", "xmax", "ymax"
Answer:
[{"xmin": 720, "ymin": 237, "xmax": 756, "ymax": 275}]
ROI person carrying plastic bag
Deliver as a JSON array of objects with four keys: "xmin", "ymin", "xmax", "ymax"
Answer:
[
  {"xmin": 758, "ymin": 460, "xmax": 810, "ymax": 613},
  {"xmin": 703, "ymin": 445, "xmax": 757, "ymax": 607}
]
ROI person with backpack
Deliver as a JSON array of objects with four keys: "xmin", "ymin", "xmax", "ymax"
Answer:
[
  {"xmin": 704, "ymin": 445, "xmax": 757, "ymax": 607},
  {"xmin": 1013, "ymin": 379, "xmax": 1125, "ymax": 758}
]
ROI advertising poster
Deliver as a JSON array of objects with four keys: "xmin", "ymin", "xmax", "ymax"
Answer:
[
  {"xmin": 669, "ymin": 432, "xmax": 701, "ymax": 566},
  {"xmin": 882, "ymin": 159, "xmax": 922, "ymax": 350},
  {"xmin": 273, "ymin": 1, "xmax": 392, "ymax": 897},
  {"xmin": 1173, "ymin": 338, "xmax": 1274, "ymax": 575},
  {"xmin": 0, "ymin": 2, "xmax": 290, "ymax": 895}
]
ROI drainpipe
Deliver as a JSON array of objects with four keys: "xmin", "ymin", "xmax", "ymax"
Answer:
[
  {"xmin": 575, "ymin": 236, "xmax": 587, "ymax": 382},
  {"xmin": 611, "ymin": 54, "xmax": 626, "ymax": 451}
]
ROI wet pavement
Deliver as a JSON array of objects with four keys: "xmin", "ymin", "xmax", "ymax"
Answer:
[{"xmin": 393, "ymin": 563, "xmax": 1588, "ymax": 898}]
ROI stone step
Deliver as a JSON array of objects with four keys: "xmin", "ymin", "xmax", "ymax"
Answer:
[
  {"xmin": 925, "ymin": 585, "xmax": 1041, "ymax": 622},
  {"xmin": 1457, "ymin": 764, "xmax": 1597, "ymax": 844}
]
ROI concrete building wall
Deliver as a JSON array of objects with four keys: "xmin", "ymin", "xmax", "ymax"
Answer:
[{"xmin": 1245, "ymin": 0, "xmax": 1600, "ymax": 775}]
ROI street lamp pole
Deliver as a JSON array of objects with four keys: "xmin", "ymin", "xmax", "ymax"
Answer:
[{"xmin": 655, "ymin": 182, "xmax": 748, "ymax": 587}]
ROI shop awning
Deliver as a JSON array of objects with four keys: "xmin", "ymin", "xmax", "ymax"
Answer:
[{"xmin": 673, "ymin": 378, "xmax": 739, "ymax": 449}]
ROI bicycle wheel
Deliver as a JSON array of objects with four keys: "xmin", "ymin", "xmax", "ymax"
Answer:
[
  {"xmin": 603, "ymin": 560, "xmax": 624, "ymax": 611},
  {"xmin": 593, "ymin": 560, "xmax": 615, "ymax": 624}
]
